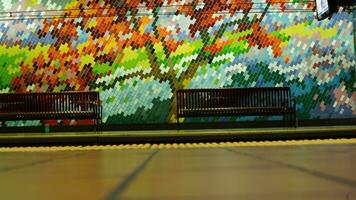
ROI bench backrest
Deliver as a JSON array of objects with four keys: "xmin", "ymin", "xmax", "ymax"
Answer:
[
  {"xmin": 0, "ymin": 91, "xmax": 100, "ymax": 113},
  {"xmin": 177, "ymin": 87, "xmax": 293, "ymax": 111}
]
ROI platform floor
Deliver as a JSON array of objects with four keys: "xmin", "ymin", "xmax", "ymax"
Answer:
[{"xmin": 1, "ymin": 138, "xmax": 356, "ymax": 200}]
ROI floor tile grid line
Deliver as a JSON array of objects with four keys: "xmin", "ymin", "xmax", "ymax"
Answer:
[
  {"xmin": 224, "ymin": 147, "xmax": 356, "ymax": 189},
  {"xmin": 105, "ymin": 150, "xmax": 160, "ymax": 200},
  {"xmin": 0, "ymin": 151, "xmax": 88, "ymax": 173}
]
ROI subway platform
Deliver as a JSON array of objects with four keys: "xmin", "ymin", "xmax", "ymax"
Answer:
[
  {"xmin": 1, "ymin": 125, "xmax": 356, "ymax": 200},
  {"xmin": 1, "ymin": 134, "xmax": 356, "ymax": 200}
]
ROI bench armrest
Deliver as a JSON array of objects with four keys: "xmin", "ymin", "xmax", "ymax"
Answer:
[
  {"xmin": 282, "ymin": 96, "xmax": 296, "ymax": 109},
  {"xmin": 291, "ymin": 97, "xmax": 296, "ymax": 108}
]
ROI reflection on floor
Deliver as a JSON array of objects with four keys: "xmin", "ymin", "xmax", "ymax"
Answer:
[{"xmin": 1, "ymin": 138, "xmax": 356, "ymax": 200}]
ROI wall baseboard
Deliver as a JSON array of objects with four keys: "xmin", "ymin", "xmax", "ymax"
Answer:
[{"xmin": 0, "ymin": 118, "xmax": 355, "ymax": 133}]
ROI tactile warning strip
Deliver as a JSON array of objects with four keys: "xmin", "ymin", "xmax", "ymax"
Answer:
[{"xmin": 1, "ymin": 138, "xmax": 356, "ymax": 152}]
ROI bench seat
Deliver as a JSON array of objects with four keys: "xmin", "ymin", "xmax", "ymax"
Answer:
[
  {"xmin": 0, "ymin": 91, "xmax": 102, "ymax": 131},
  {"xmin": 180, "ymin": 107, "xmax": 293, "ymax": 115},
  {"xmin": 177, "ymin": 87, "xmax": 297, "ymax": 127}
]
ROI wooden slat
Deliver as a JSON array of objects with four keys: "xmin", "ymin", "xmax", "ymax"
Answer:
[
  {"xmin": 0, "ymin": 92, "xmax": 101, "ymax": 130},
  {"xmin": 176, "ymin": 87, "xmax": 296, "ymax": 126}
]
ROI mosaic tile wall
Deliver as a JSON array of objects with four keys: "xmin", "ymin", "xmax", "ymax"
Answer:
[
  {"xmin": 354, "ymin": 8, "xmax": 356, "ymax": 55},
  {"xmin": 0, "ymin": 0, "xmax": 355, "ymax": 126}
]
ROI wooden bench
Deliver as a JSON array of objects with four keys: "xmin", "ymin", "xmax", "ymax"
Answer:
[
  {"xmin": 0, "ymin": 91, "xmax": 102, "ymax": 131},
  {"xmin": 176, "ymin": 87, "xmax": 297, "ymax": 127}
]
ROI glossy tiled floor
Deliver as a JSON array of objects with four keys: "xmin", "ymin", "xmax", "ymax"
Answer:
[{"xmin": 1, "ymin": 139, "xmax": 356, "ymax": 200}]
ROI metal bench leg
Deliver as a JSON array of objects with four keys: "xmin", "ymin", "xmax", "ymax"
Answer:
[
  {"xmin": 95, "ymin": 116, "xmax": 102, "ymax": 133},
  {"xmin": 97, "ymin": 117, "xmax": 102, "ymax": 133},
  {"xmin": 286, "ymin": 114, "xmax": 289, "ymax": 127},
  {"xmin": 284, "ymin": 113, "xmax": 291, "ymax": 127},
  {"xmin": 291, "ymin": 113, "xmax": 295, "ymax": 127},
  {"xmin": 95, "ymin": 118, "xmax": 99, "ymax": 133},
  {"xmin": 94, "ymin": 118, "xmax": 97, "ymax": 132}
]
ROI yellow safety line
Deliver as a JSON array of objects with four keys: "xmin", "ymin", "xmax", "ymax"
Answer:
[{"xmin": 1, "ymin": 138, "xmax": 356, "ymax": 152}]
